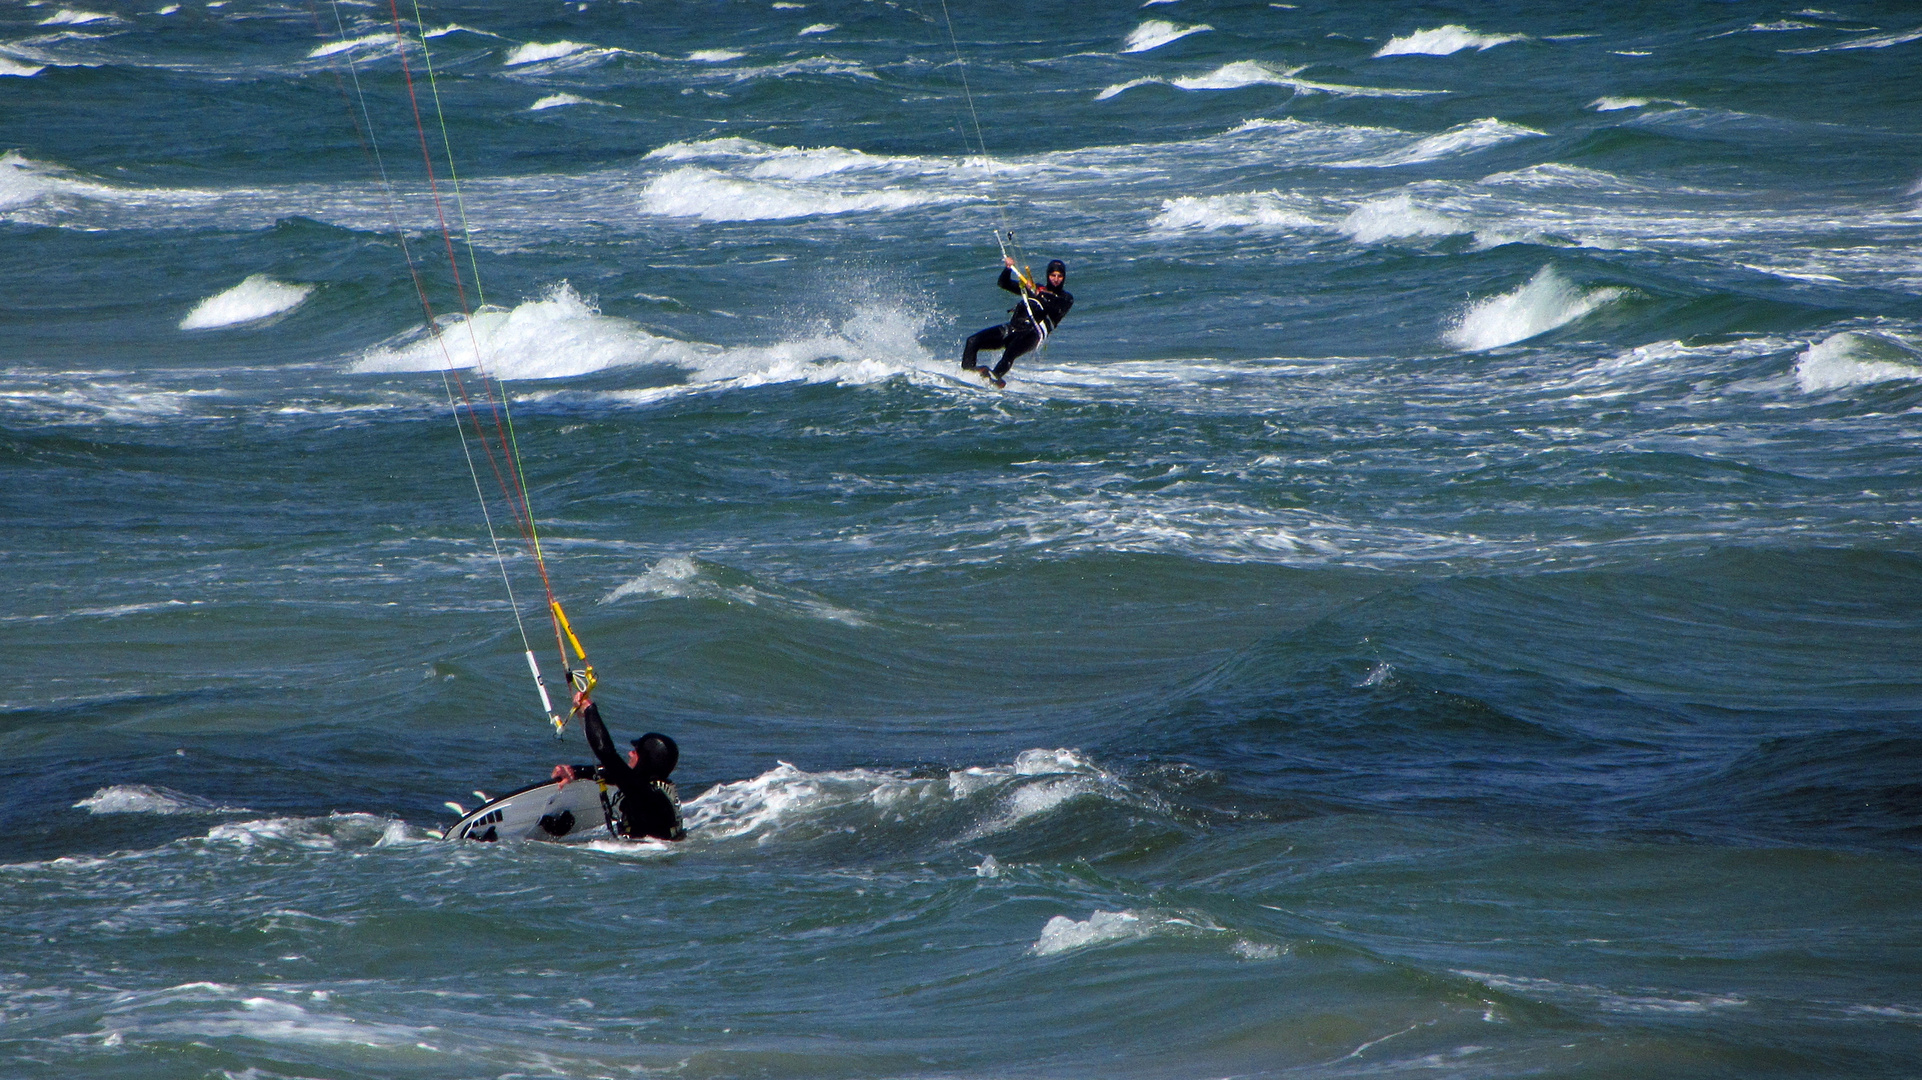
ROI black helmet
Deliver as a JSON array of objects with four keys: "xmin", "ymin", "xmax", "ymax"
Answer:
[{"xmin": 631, "ymin": 732, "xmax": 679, "ymax": 779}]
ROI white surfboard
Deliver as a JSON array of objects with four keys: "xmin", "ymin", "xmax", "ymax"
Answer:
[{"xmin": 443, "ymin": 777, "xmax": 614, "ymax": 842}]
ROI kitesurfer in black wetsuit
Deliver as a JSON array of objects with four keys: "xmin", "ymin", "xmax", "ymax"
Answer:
[
  {"xmin": 552, "ymin": 692, "xmax": 686, "ymax": 841},
  {"xmin": 962, "ymin": 257, "xmax": 1072, "ymax": 388}
]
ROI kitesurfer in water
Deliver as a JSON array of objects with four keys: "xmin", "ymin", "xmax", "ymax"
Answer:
[
  {"xmin": 552, "ymin": 691, "xmax": 686, "ymax": 841},
  {"xmin": 962, "ymin": 257, "xmax": 1072, "ymax": 388}
]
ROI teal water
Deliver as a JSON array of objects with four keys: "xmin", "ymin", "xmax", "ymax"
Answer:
[{"xmin": 4, "ymin": 2, "xmax": 1922, "ymax": 1077}]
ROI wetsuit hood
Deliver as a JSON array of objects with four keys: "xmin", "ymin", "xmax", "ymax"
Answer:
[
  {"xmin": 1046, "ymin": 259, "xmax": 1066, "ymax": 281},
  {"xmin": 632, "ymin": 732, "xmax": 679, "ymax": 779}
]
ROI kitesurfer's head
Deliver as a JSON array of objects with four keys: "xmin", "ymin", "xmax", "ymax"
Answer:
[
  {"xmin": 631, "ymin": 732, "xmax": 679, "ymax": 779},
  {"xmin": 1046, "ymin": 259, "xmax": 1066, "ymax": 288}
]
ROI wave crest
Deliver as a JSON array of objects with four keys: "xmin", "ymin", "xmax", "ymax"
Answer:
[
  {"xmin": 1794, "ymin": 331, "xmax": 1922, "ymax": 392},
  {"xmin": 1445, "ymin": 266, "xmax": 1626, "ymax": 351},
  {"xmin": 1375, "ymin": 25, "xmax": 1526, "ymax": 57},
  {"xmin": 179, "ymin": 275, "xmax": 313, "ymax": 330}
]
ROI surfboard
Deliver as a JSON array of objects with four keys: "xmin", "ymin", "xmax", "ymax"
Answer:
[
  {"xmin": 931, "ymin": 366, "xmax": 1006, "ymax": 391},
  {"xmin": 443, "ymin": 777, "xmax": 614, "ymax": 842}
]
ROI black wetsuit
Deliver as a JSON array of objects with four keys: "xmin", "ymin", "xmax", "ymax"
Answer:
[
  {"xmin": 963, "ymin": 268, "xmax": 1073, "ymax": 379},
  {"xmin": 573, "ymin": 703, "xmax": 685, "ymax": 841}
]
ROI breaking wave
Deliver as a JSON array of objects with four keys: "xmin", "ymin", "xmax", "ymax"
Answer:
[
  {"xmin": 179, "ymin": 275, "xmax": 313, "ymax": 330},
  {"xmin": 1152, "ymin": 190, "xmax": 1321, "ymax": 231},
  {"xmin": 602, "ymin": 555, "xmax": 871, "ymax": 626},
  {"xmin": 1097, "ymin": 60, "xmax": 1442, "ymax": 101},
  {"xmin": 352, "ymin": 284, "xmax": 700, "ymax": 379},
  {"xmin": 1375, "ymin": 25, "xmax": 1526, "ymax": 57},
  {"xmin": 1121, "ymin": 20, "xmax": 1211, "ymax": 53},
  {"xmin": 1445, "ymin": 266, "xmax": 1626, "ymax": 351},
  {"xmin": 683, "ymin": 748, "xmax": 1133, "ymax": 844},
  {"xmin": 353, "ymin": 283, "xmax": 935, "ymax": 387},
  {"xmin": 640, "ymin": 166, "xmax": 955, "ymax": 221},
  {"xmin": 1793, "ymin": 331, "xmax": 1922, "ymax": 392},
  {"xmin": 74, "ymin": 785, "xmax": 247, "ymax": 816}
]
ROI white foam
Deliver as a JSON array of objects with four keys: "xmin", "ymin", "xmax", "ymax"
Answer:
[
  {"xmin": 1330, "ymin": 117, "xmax": 1544, "ymax": 167},
  {"xmin": 74, "ymin": 785, "xmax": 242, "ymax": 815},
  {"xmin": 128, "ymin": 995, "xmax": 435, "ymax": 1049},
  {"xmin": 1102, "ymin": 61, "xmax": 1441, "ymax": 100},
  {"xmin": 687, "ymin": 49, "xmax": 742, "ymax": 62},
  {"xmin": 1152, "ymin": 190, "xmax": 1320, "ymax": 231},
  {"xmin": 1782, "ymin": 25, "xmax": 1922, "ymax": 52},
  {"xmin": 683, "ymin": 748, "xmax": 1122, "ymax": 843},
  {"xmin": 1845, "ymin": 1004, "xmax": 1922, "ymax": 1019},
  {"xmin": 1375, "ymin": 25, "xmax": 1525, "ymax": 57},
  {"xmin": 503, "ymin": 40, "xmax": 587, "ymax": 66},
  {"xmin": 1446, "ymin": 266, "xmax": 1626, "ymax": 351},
  {"xmin": 204, "ymin": 813, "xmax": 394, "ymax": 851},
  {"xmin": 1122, "ymin": 20, "xmax": 1212, "ymax": 53},
  {"xmin": 602, "ymin": 555, "xmax": 871, "ymax": 626},
  {"xmin": 0, "ymin": 56, "xmax": 46, "ymax": 77},
  {"xmin": 1032, "ymin": 910, "xmax": 1149, "ymax": 955},
  {"xmin": 1793, "ymin": 331, "xmax": 1922, "ymax": 392},
  {"xmin": 1173, "ymin": 60, "xmax": 1440, "ymax": 98},
  {"xmin": 39, "ymin": 8, "xmax": 116, "ymax": 25},
  {"xmin": 0, "ymin": 150, "xmax": 75, "ymax": 211},
  {"xmin": 1337, "ymin": 193, "xmax": 1467, "ymax": 243},
  {"xmin": 529, "ymin": 93, "xmax": 617, "ymax": 111},
  {"xmin": 1589, "ymin": 96, "xmax": 1686, "ymax": 111},
  {"xmin": 1233, "ymin": 940, "xmax": 1283, "ymax": 960},
  {"xmin": 307, "ymin": 33, "xmax": 397, "ymax": 60},
  {"xmin": 353, "ymin": 283, "xmax": 700, "ymax": 379},
  {"xmin": 797, "ymin": 23, "xmax": 836, "ymax": 36},
  {"xmin": 640, "ymin": 165, "xmax": 952, "ymax": 221},
  {"xmin": 1457, "ymin": 970, "xmax": 1746, "ymax": 1015},
  {"xmin": 179, "ymin": 275, "xmax": 313, "ymax": 330},
  {"xmin": 682, "ymin": 761, "xmax": 932, "ymax": 840}
]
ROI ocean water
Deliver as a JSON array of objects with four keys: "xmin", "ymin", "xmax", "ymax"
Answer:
[{"xmin": 4, "ymin": 0, "xmax": 1922, "ymax": 1076}]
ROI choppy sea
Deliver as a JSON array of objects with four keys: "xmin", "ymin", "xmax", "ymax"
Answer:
[{"xmin": 5, "ymin": 1, "xmax": 1922, "ymax": 1077}]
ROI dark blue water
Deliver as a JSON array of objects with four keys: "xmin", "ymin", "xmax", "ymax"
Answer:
[{"xmin": 4, "ymin": 1, "xmax": 1922, "ymax": 1076}]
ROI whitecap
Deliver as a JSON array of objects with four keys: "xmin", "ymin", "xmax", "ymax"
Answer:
[
  {"xmin": 797, "ymin": 23, "xmax": 836, "ymax": 36},
  {"xmin": 74, "ymin": 785, "xmax": 243, "ymax": 815},
  {"xmin": 529, "ymin": 93, "xmax": 618, "ymax": 111},
  {"xmin": 503, "ymin": 40, "xmax": 587, "ymax": 66},
  {"xmin": 1782, "ymin": 25, "xmax": 1922, "ymax": 52},
  {"xmin": 1167, "ymin": 59, "xmax": 1441, "ymax": 98},
  {"xmin": 1337, "ymin": 193, "xmax": 1468, "ymax": 243},
  {"xmin": 1152, "ymin": 191, "xmax": 1320, "ymax": 231},
  {"xmin": 353, "ymin": 283, "xmax": 700, "ymax": 379},
  {"xmin": 687, "ymin": 49, "xmax": 743, "ymax": 62},
  {"xmin": 1033, "ymin": 910, "xmax": 1148, "ymax": 955},
  {"xmin": 1793, "ymin": 331, "xmax": 1922, "ymax": 392},
  {"xmin": 1589, "ymin": 96, "xmax": 1687, "ymax": 111},
  {"xmin": 1445, "ymin": 266, "xmax": 1626, "ymax": 351},
  {"xmin": 1121, "ymin": 20, "xmax": 1211, "ymax": 53},
  {"xmin": 639, "ymin": 165, "xmax": 953, "ymax": 221},
  {"xmin": 0, "ymin": 56, "xmax": 47, "ymax": 77},
  {"xmin": 38, "ymin": 8, "xmax": 117, "ymax": 25},
  {"xmin": 307, "ymin": 34, "xmax": 400, "ymax": 60},
  {"xmin": 602, "ymin": 555, "xmax": 871, "ymax": 626},
  {"xmin": 1375, "ymin": 25, "xmax": 1525, "ymax": 57},
  {"xmin": 179, "ymin": 275, "xmax": 313, "ymax": 330},
  {"xmin": 1328, "ymin": 117, "xmax": 1544, "ymax": 167},
  {"xmin": 128, "ymin": 996, "xmax": 434, "ymax": 1048}
]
